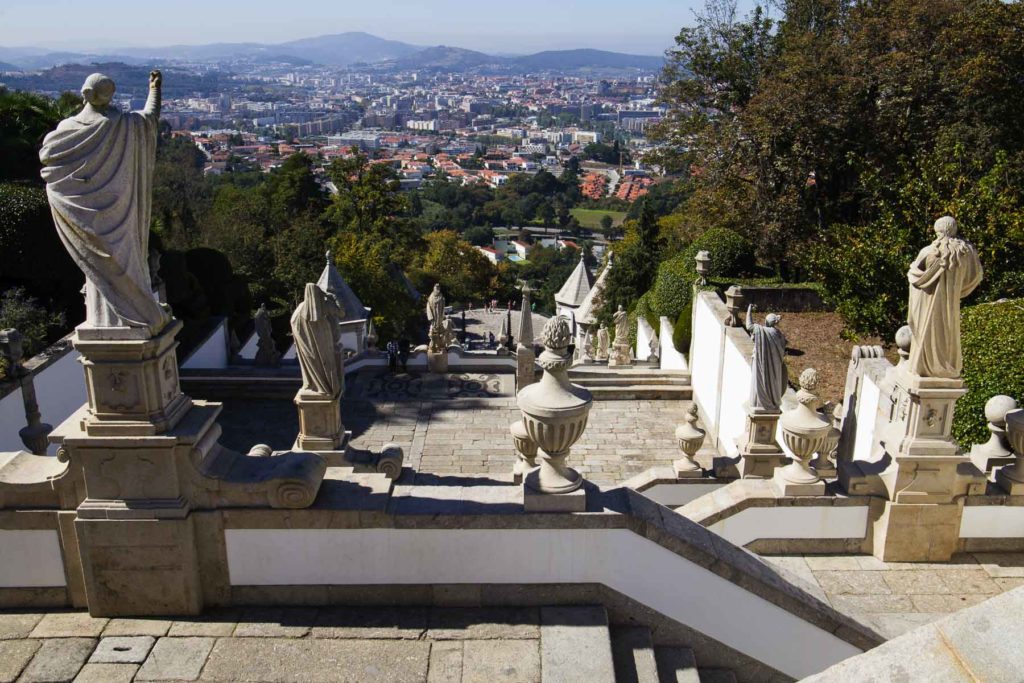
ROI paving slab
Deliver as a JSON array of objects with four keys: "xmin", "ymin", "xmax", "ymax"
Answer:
[
  {"xmin": 427, "ymin": 607, "xmax": 539, "ymax": 640},
  {"xmin": 233, "ymin": 607, "xmax": 317, "ymax": 638},
  {"xmin": 102, "ymin": 618, "xmax": 172, "ymax": 637},
  {"xmin": 312, "ymin": 606, "xmax": 428, "ymax": 639},
  {"xmin": 29, "ymin": 612, "xmax": 108, "ymax": 638},
  {"xmin": 427, "ymin": 641, "xmax": 463, "ymax": 683},
  {"xmin": 813, "ymin": 570, "xmax": 892, "ymax": 595},
  {"xmin": 463, "ymin": 639, "xmax": 540, "ymax": 683},
  {"xmin": 540, "ymin": 606, "xmax": 615, "ymax": 683},
  {"xmin": 0, "ymin": 612, "xmax": 43, "ymax": 640},
  {"xmin": 136, "ymin": 637, "xmax": 215, "ymax": 682},
  {"xmin": 199, "ymin": 638, "xmax": 430, "ymax": 682},
  {"xmin": 167, "ymin": 618, "xmax": 237, "ymax": 637},
  {"xmin": 19, "ymin": 637, "xmax": 95, "ymax": 683},
  {"xmin": 89, "ymin": 635, "xmax": 155, "ymax": 664},
  {"xmin": 73, "ymin": 663, "xmax": 139, "ymax": 683},
  {"xmin": 0, "ymin": 639, "xmax": 40, "ymax": 683}
]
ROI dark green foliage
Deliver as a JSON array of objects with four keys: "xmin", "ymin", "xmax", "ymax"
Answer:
[
  {"xmin": 953, "ymin": 300, "xmax": 1024, "ymax": 447},
  {"xmin": 691, "ymin": 227, "xmax": 754, "ymax": 278},
  {"xmin": 0, "ymin": 88, "xmax": 79, "ymax": 183},
  {"xmin": 0, "ymin": 287, "xmax": 66, "ymax": 356},
  {"xmin": 651, "ymin": 249, "xmax": 698, "ymax": 321},
  {"xmin": 673, "ymin": 306, "xmax": 692, "ymax": 353}
]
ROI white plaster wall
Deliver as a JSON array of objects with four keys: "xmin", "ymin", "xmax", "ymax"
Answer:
[
  {"xmin": 0, "ymin": 350, "xmax": 85, "ymax": 454},
  {"xmin": 960, "ymin": 506, "xmax": 1024, "ymax": 538},
  {"xmin": 719, "ymin": 335, "xmax": 753, "ymax": 457},
  {"xmin": 0, "ymin": 530, "xmax": 66, "ymax": 587},
  {"xmin": 636, "ymin": 317, "xmax": 654, "ymax": 362},
  {"xmin": 659, "ymin": 316, "xmax": 687, "ymax": 371},
  {"xmin": 181, "ymin": 319, "xmax": 229, "ymax": 370},
  {"xmin": 225, "ymin": 527, "xmax": 861, "ymax": 679},
  {"xmin": 709, "ymin": 506, "xmax": 869, "ymax": 547},
  {"xmin": 282, "ymin": 344, "xmax": 296, "ymax": 361},
  {"xmin": 238, "ymin": 332, "xmax": 258, "ymax": 360},
  {"xmin": 690, "ymin": 296, "xmax": 724, "ymax": 432},
  {"xmin": 853, "ymin": 375, "xmax": 882, "ymax": 462}
]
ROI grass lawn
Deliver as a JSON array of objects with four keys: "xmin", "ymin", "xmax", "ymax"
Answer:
[{"xmin": 570, "ymin": 208, "xmax": 627, "ymax": 230}]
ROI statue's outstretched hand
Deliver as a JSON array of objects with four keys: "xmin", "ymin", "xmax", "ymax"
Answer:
[{"xmin": 149, "ymin": 70, "xmax": 162, "ymax": 89}]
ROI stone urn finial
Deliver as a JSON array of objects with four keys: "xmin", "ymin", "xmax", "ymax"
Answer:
[
  {"xmin": 695, "ymin": 250, "xmax": 711, "ymax": 286},
  {"xmin": 724, "ymin": 286, "xmax": 745, "ymax": 327},
  {"xmin": 895, "ymin": 325, "xmax": 912, "ymax": 367},
  {"xmin": 516, "ymin": 316, "xmax": 593, "ymax": 496},
  {"xmin": 996, "ymin": 408, "xmax": 1024, "ymax": 494},
  {"xmin": 775, "ymin": 368, "xmax": 830, "ymax": 495},
  {"xmin": 674, "ymin": 403, "xmax": 705, "ymax": 477}
]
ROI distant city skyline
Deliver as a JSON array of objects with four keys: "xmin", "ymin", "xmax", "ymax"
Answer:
[{"xmin": 0, "ymin": 0, "xmax": 762, "ymax": 56}]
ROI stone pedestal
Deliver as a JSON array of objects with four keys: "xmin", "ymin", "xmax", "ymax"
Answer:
[
  {"xmin": 294, "ymin": 390, "xmax": 343, "ymax": 451},
  {"xmin": 74, "ymin": 320, "xmax": 192, "ymax": 436},
  {"xmin": 516, "ymin": 345, "xmax": 536, "ymax": 392},
  {"xmin": 428, "ymin": 351, "xmax": 448, "ymax": 374},
  {"xmin": 523, "ymin": 477, "xmax": 586, "ymax": 512},
  {"xmin": 737, "ymin": 407, "xmax": 786, "ymax": 479},
  {"xmin": 608, "ymin": 342, "xmax": 632, "ymax": 367},
  {"xmin": 872, "ymin": 501, "xmax": 963, "ymax": 562}
]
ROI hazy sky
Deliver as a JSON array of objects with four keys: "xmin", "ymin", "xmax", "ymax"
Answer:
[{"xmin": 0, "ymin": 0, "xmax": 761, "ymax": 55}]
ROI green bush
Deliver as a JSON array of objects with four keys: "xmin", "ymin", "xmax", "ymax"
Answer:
[
  {"xmin": 953, "ymin": 299, "xmax": 1024, "ymax": 446},
  {"xmin": 651, "ymin": 248, "xmax": 698, "ymax": 321},
  {"xmin": 691, "ymin": 227, "xmax": 754, "ymax": 277},
  {"xmin": 673, "ymin": 304, "xmax": 692, "ymax": 353}
]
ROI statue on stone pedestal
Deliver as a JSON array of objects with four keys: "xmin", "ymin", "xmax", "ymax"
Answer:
[
  {"xmin": 596, "ymin": 324, "xmax": 610, "ymax": 360},
  {"xmin": 613, "ymin": 305, "xmax": 629, "ymax": 344},
  {"xmin": 745, "ymin": 304, "xmax": 787, "ymax": 412},
  {"xmin": 427, "ymin": 284, "xmax": 447, "ymax": 353},
  {"xmin": 906, "ymin": 216, "xmax": 983, "ymax": 379},
  {"xmin": 291, "ymin": 284, "xmax": 344, "ymax": 397},
  {"xmin": 39, "ymin": 71, "xmax": 169, "ymax": 335},
  {"xmin": 254, "ymin": 303, "xmax": 280, "ymax": 367}
]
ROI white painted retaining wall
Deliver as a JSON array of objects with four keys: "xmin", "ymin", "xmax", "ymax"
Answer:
[
  {"xmin": 709, "ymin": 506, "xmax": 869, "ymax": 547},
  {"xmin": 0, "ymin": 349, "xmax": 85, "ymax": 454},
  {"xmin": 719, "ymin": 334, "xmax": 752, "ymax": 456},
  {"xmin": 636, "ymin": 317, "xmax": 655, "ymax": 362},
  {"xmin": 0, "ymin": 530, "xmax": 66, "ymax": 587},
  {"xmin": 690, "ymin": 294, "xmax": 725, "ymax": 434},
  {"xmin": 852, "ymin": 374, "xmax": 882, "ymax": 462},
  {"xmin": 181, "ymin": 319, "xmax": 230, "ymax": 370},
  {"xmin": 659, "ymin": 316, "xmax": 687, "ymax": 370},
  {"xmin": 225, "ymin": 527, "xmax": 862, "ymax": 679}
]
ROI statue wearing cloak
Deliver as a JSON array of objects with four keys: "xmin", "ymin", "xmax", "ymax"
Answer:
[
  {"xmin": 906, "ymin": 216, "xmax": 983, "ymax": 379},
  {"xmin": 746, "ymin": 305, "xmax": 787, "ymax": 412},
  {"xmin": 39, "ymin": 71, "xmax": 169, "ymax": 334},
  {"xmin": 291, "ymin": 284, "xmax": 344, "ymax": 397}
]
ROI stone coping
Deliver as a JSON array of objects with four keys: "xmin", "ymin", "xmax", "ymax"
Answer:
[
  {"xmin": 218, "ymin": 481, "xmax": 883, "ymax": 654},
  {"xmin": 0, "ymin": 334, "xmax": 75, "ymax": 401},
  {"xmin": 677, "ymin": 478, "xmax": 870, "ymax": 528}
]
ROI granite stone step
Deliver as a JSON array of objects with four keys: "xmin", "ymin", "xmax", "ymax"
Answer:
[
  {"xmin": 697, "ymin": 669, "xmax": 738, "ymax": 683},
  {"xmin": 610, "ymin": 625, "xmax": 659, "ymax": 683},
  {"xmin": 586, "ymin": 385, "xmax": 693, "ymax": 400},
  {"xmin": 653, "ymin": 646, "xmax": 700, "ymax": 683},
  {"xmin": 540, "ymin": 606, "xmax": 616, "ymax": 683}
]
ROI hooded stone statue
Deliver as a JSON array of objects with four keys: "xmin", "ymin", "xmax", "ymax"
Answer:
[
  {"xmin": 39, "ymin": 71, "xmax": 169, "ymax": 334},
  {"xmin": 290, "ymin": 284, "xmax": 343, "ymax": 397},
  {"xmin": 746, "ymin": 304, "xmax": 787, "ymax": 412},
  {"xmin": 906, "ymin": 216, "xmax": 983, "ymax": 379}
]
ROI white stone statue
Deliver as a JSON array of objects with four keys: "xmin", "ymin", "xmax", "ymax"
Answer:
[
  {"xmin": 290, "ymin": 284, "xmax": 343, "ymax": 397},
  {"xmin": 612, "ymin": 305, "xmax": 629, "ymax": 344},
  {"xmin": 906, "ymin": 216, "xmax": 983, "ymax": 379},
  {"xmin": 596, "ymin": 324, "xmax": 610, "ymax": 360},
  {"xmin": 39, "ymin": 71, "xmax": 169, "ymax": 335},
  {"xmin": 426, "ymin": 284, "xmax": 445, "ymax": 326},
  {"xmin": 254, "ymin": 303, "xmax": 280, "ymax": 367},
  {"xmin": 745, "ymin": 304, "xmax": 787, "ymax": 412}
]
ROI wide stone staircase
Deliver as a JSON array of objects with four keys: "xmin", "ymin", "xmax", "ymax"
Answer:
[
  {"xmin": 609, "ymin": 623, "xmax": 737, "ymax": 683},
  {"xmin": 568, "ymin": 364, "xmax": 693, "ymax": 400}
]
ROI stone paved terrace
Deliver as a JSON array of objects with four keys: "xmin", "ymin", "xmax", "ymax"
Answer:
[
  {"xmin": 1, "ymin": 554, "xmax": 1022, "ymax": 682},
  {"xmin": 215, "ymin": 371, "xmax": 687, "ymax": 487}
]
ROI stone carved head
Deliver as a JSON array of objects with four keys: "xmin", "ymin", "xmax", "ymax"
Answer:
[
  {"xmin": 765, "ymin": 313, "xmax": 781, "ymax": 327},
  {"xmin": 934, "ymin": 215, "xmax": 958, "ymax": 239},
  {"xmin": 81, "ymin": 73, "xmax": 116, "ymax": 108}
]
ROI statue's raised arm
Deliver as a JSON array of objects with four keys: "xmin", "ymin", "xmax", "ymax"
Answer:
[
  {"xmin": 39, "ymin": 72, "xmax": 169, "ymax": 336},
  {"xmin": 144, "ymin": 69, "xmax": 162, "ymax": 119}
]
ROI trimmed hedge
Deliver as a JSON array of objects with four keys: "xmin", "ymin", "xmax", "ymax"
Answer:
[
  {"xmin": 953, "ymin": 299, "xmax": 1024, "ymax": 446},
  {"xmin": 691, "ymin": 227, "xmax": 754, "ymax": 277},
  {"xmin": 651, "ymin": 247, "xmax": 698, "ymax": 321}
]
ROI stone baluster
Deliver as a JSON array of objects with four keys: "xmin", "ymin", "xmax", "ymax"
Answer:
[
  {"xmin": 674, "ymin": 403, "xmax": 705, "ymax": 478},
  {"xmin": 517, "ymin": 316, "xmax": 593, "ymax": 511},
  {"xmin": 774, "ymin": 368, "xmax": 829, "ymax": 496},
  {"xmin": 0, "ymin": 329, "xmax": 53, "ymax": 455},
  {"xmin": 996, "ymin": 408, "xmax": 1024, "ymax": 495},
  {"xmin": 969, "ymin": 395, "xmax": 1018, "ymax": 474}
]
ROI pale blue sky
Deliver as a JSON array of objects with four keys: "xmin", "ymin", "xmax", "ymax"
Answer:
[{"xmin": 0, "ymin": 0, "xmax": 762, "ymax": 55}]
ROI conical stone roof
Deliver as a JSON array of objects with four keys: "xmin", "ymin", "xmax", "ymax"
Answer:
[
  {"xmin": 317, "ymin": 251, "xmax": 370, "ymax": 322},
  {"xmin": 554, "ymin": 252, "xmax": 595, "ymax": 308},
  {"xmin": 575, "ymin": 252, "xmax": 612, "ymax": 325}
]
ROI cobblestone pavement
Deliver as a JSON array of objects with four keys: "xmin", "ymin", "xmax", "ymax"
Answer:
[
  {"xmin": 760, "ymin": 552, "xmax": 1024, "ymax": 639},
  {"xmin": 0, "ymin": 606, "xmax": 544, "ymax": 683},
  {"xmin": 216, "ymin": 371, "xmax": 688, "ymax": 487}
]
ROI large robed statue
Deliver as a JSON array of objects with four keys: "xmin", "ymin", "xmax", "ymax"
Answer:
[
  {"xmin": 745, "ymin": 305, "xmax": 787, "ymax": 412},
  {"xmin": 291, "ymin": 284, "xmax": 344, "ymax": 397},
  {"xmin": 906, "ymin": 216, "xmax": 983, "ymax": 379},
  {"xmin": 39, "ymin": 71, "xmax": 169, "ymax": 334}
]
